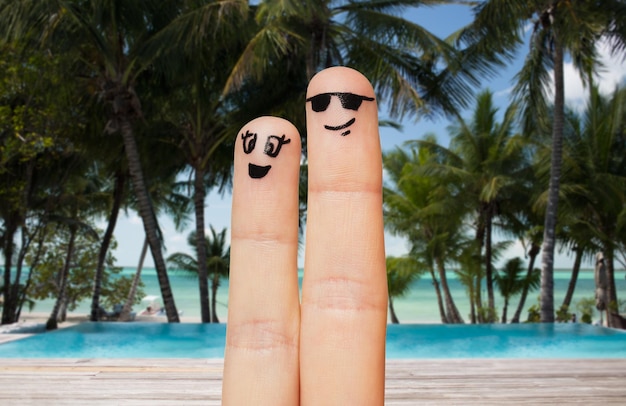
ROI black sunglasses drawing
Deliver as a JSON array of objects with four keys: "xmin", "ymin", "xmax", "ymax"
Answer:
[{"xmin": 306, "ymin": 92, "xmax": 374, "ymax": 112}]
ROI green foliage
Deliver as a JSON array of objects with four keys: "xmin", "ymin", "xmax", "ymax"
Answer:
[
  {"xmin": 26, "ymin": 224, "xmax": 144, "ymax": 312},
  {"xmin": 0, "ymin": 44, "xmax": 82, "ymax": 215},
  {"xmin": 576, "ymin": 297, "xmax": 595, "ymax": 324},
  {"xmin": 477, "ymin": 306, "xmax": 498, "ymax": 323},
  {"xmin": 0, "ymin": 284, "xmax": 35, "ymax": 312},
  {"xmin": 526, "ymin": 304, "xmax": 540, "ymax": 323},
  {"xmin": 555, "ymin": 304, "xmax": 572, "ymax": 323},
  {"xmin": 386, "ymin": 256, "xmax": 423, "ymax": 299},
  {"xmin": 168, "ymin": 226, "xmax": 230, "ymax": 279},
  {"xmin": 494, "ymin": 257, "xmax": 526, "ymax": 299}
]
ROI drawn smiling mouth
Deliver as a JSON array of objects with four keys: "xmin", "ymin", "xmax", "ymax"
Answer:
[
  {"xmin": 324, "ymin": 118, "xmax": 356, "ymax": 136},
  {"xmin": 248, "ymin": 163, "xmax": 271, "ymax": 179}
]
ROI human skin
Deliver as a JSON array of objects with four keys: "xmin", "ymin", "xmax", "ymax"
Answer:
[{"xmin": 222, "ymin": 67, "xmax": 387, "ymax": 405}]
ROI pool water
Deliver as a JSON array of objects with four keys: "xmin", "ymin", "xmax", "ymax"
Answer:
[
  {"xmin": 0, "ymin": 322, "xmax": 624, "ymax": 359},
  {"xmin": 386, "ymin": 323, "xmax": 626, "ymax": 359}
]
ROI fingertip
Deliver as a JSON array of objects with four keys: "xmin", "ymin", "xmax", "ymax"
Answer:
[
  {"xmin": 305, "ymin": 67, "xmax": 381, "ymax": 191},
  {"xmin": 234, "ymin": 116, "xmax": 301, "ymax": 184},
  {"xmin": 306, "ymin": 66, "xmax": 375, "ymax": 100}
]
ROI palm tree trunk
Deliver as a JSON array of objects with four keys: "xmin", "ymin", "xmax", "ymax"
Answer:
[
  {"xmin": 211, "ymin": 274, "xmax": 220, "ymax": 323},
  {"xmin": 561, "ymin": 248, "xmax": 582, "ymax": 310},
  {"xmin": 1, "ymin": 215, "xmax": 19, "ymax": 325},
  {"xmin": 605, "ymin": 247, "xmax": 618, "ymax": 328},
  {"xmin": 540, "ymin": 40, "xmax": 565, "ymax": 323},
  {"xmin": 46, "ymin": 225, "xmax": 77, "ymax": 330},
  {"xmin": 194, "ymin": 166, "xmax": 211, "ymax": 323},
  {"xmin": 119, "ymin": 117, "xmax": 179, "ymax": 322},
  {"xmin": 389, "ymin": 298, "xmax": 400, "ymax": 324},
  {"xmin": 435, "ymin": 257, "xmax": 464, "ymax": 324},
  {"xmin": 469, "ymin": 283, "xmax": 477, "ymax": 324},
  {"xmin": 485, "ymin": 209, "xmax": 496, "ymax": 321},
  {"xmin": 2, "ymin": 162, "xmax": 33, "ymax": 325},
  {"xmin": 474, "ymin": 228, "xmax": 485, "ymax": 323},
  {"xmin": 501, "ymin": 298, "xmax": 509, "ymax": 324},
  {"xmin": 17, "ymin": 225, "xmax": 47, "ymax": 321},
  {"xmin": 511, "ymin": 243, "xmax": 540, "ymax": 323},
  {"xmin": 90, "ymin": 172, "xmax": 125, "ymax": 321},
  {"xmin": 10, "ymin": 228, "xmax": 30, "ymax": 322},
  {"xmin": 429, "ymin": 266, "xmax": 448, "ymax": 323},
  {"xmin": 119, "ymin": 238, "xmax": 148, "ymax": 321}
]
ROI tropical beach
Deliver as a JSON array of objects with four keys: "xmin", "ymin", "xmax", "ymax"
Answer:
[
  {"xmin": 3, "ymin": 0, "xmax": 626, "ymax": 404},
  {"xmin": 14, "ymin": 267, "xmax": 622, "ymax": 325}
]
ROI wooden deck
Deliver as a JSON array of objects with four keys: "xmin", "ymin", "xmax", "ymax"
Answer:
[{"xmin": 1, "ymin": 358, "xmax": 625, "ymax": 404}]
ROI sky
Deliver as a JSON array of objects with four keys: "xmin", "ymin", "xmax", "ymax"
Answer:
[{"xmin": 110, "ymin": 4, "xmax": 626, "ymax": 269}]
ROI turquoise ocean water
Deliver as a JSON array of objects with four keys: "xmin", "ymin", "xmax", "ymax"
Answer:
[{"xmin": 27, "ymin": 267, "xmax": 625, "ymax": 323}]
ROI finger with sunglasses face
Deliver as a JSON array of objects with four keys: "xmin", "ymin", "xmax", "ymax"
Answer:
[{"xmin": 301, "ymin": 66, "xmax": 387, "ymax": 405}]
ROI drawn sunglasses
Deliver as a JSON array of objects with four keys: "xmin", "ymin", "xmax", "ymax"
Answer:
[{"xmin": 306, "ymin": 92, "xmax": 374, "ymax": 112}]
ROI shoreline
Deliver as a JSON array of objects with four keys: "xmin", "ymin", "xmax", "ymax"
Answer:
[
  {"xmin": 0, "ymin": 311, "xmax": 443, "ymax": 341},
  {"xmin": 12, "ymin": 267, "xmax": 611, "ymax": 326},
  {"xmin": 13, "ymin": 311, "xmax": 442, "ymax": 326},
  {"xmin": 0, "ymin": 312, "xmax": 203, "ymax": 343}
]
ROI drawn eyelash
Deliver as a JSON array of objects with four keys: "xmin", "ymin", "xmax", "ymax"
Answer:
[
  {"xmin": 264, "ymin": 134, "xmax": 291, "ymax": 158},
  {"xmin": 241, "ymin": 130, "xmax": 257, "ymax": 154}
]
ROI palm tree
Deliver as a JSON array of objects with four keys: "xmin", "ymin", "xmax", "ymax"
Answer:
[
  {"xmin": 383, "ymin": 140, "xmax": 466, "ymax": 323},
  {"xmin": 205, "ymin": 227, "xmax": 230, "ymax": 322},
  {"xmin": 167, "ymin": 226, "xmax": 230, "ymax": 323},
  {"xmin": 462, "ymin": 0, "xmax": 626, "ymax": 322},
  {"xmin": 415, "ymin": 91, "xmax": 530, "ymax": 321},
  {"xmin": 555, "ymin": 87, "xmax": 626, "ymax": 326},
  {"xmin": 455, "ymin": 243, "xmax": 484, "ymax": 324},
  {"xmin": 117, "ymin": 168, "xmax": 192, "ymax": 322},
  {"xmin": 45, "ymin": 164, "xmax": 105, "ymax": 330},
  {"xmin": 228, "ymin": 0, "xmax": 482, "ymax": 124},
  {"xmin": 89, "ymin": 169, "xmax": 125, "ymax": 322},
  {"xmin": 0, "ymin": 0, "xmax": 188, "ymax": 322},
  {"xmin": 0, "ymin": 42, "xmax": 86, "ymax": 324},
  {"xmin": 151, "ymin": 1, "xmax": 249, "ymax": 322},
  {"xmin": 386, "ymin": 256, "xmax": 423, "ymax": 324},
  {"xmin": 510, "ymin": 223, "xmax": 543, "ymax": 323},
  {"xmin": 494, "ymin": 257, "xmax": 539, "ymax": 323}
]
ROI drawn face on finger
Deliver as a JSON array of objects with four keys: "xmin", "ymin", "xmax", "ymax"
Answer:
[
  {"xmin": 306, "ymin": 92, "xmax": 375, "ymax": 136},
  {"xmin": 241, "ymin": 130, "xmax": 292, "ymax": 179}
]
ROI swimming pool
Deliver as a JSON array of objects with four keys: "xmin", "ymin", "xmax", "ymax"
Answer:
[{"xmin": 0, "ymin": 322, "xmax": 624, "ymax": 358}]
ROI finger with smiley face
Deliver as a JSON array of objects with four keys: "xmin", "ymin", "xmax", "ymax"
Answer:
[{"xmin": 224, "ymin": 116, "xmax": 301, "ymax": 405}]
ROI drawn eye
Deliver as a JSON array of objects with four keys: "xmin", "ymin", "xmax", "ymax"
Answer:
[
  {"xmin": 307, "ymin": 92, "xmax": 375, "ymax": 112},
  {"xmin": 306, "ymin": 93, "xmax": 332, "ymax": 112},
  {"xmin": 337, "ymin": 93, "xmax": 367, "ymax": 110},
  {"xmin": 242, "ymin": 130, "xmax": 257, "ymax": 154},
  {"xmin": 264, "ymin": 134, "xmax": 291, "ymax": 158}
]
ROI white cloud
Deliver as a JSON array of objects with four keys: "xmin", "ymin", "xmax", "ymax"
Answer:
[
  {"xmin": 384, "ymin": 234, "xmax": 411, "ymax": 258},
  {"xmin": 553, "ymin": 39, "xmax": 626, "ymax": 110}
]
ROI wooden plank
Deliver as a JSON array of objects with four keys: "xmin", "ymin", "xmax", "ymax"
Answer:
[{"xmin": 1, "ymin": 359, "xmax": 625, "ymax": 405}]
